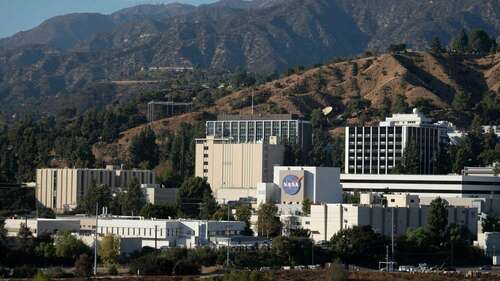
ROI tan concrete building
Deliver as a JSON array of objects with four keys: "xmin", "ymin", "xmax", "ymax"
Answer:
[
  {"xmin": 36, "ymin": 166, "xmax": 155, "ymax": 213},
  {"xmin": 305, "ymin": 194, "xmax": 478, "ymax": 242},
  {"xmin": 195, "ymin": 136, "xmax": 284, "ymax": 202}
]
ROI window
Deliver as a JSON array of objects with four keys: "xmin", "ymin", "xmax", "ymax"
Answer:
[{"xmin": 391, "ymin": 199, "xmax": 395, "ymax": 202}]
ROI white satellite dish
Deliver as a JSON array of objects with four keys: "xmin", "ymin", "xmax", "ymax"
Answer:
[{"xmin": 322, "ymin": 106, "xmax": 333, "ymax": 116}]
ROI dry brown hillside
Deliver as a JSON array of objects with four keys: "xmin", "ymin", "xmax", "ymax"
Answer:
[{"xmin": 116, "ymin": 52, "xmax": 499, "ymax": 147}]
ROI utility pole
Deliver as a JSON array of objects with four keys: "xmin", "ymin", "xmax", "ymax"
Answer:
[
  {"xmin": 391, "ymin": 208, "xmax": 395, "ymax": 262},
  {"xmin": 94, "ymin": 202, "xmax": 99, "ymax": 276},
  {"xmin": 225, "ymin": 200, "xmax": 230, "ymax": 267},
  {"xmin": 155, "ymin": 225, "xmax": 158, "ymax": 250}
]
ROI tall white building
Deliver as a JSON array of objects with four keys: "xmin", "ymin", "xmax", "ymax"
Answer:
[
  {"xmin": 36, "ymin": 166, "xmax": 155, "ymax": 213},
  {"xmin": 345, "ymin": 109, "xmax": 447, "ymax": 174}
]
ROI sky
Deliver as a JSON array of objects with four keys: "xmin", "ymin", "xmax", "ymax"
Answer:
[{"xmin": 0, "ymin": 0, "xmax": 215, "ymax": 39}]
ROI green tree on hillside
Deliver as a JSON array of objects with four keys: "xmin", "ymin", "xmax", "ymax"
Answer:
[
  {"xmin": 468, "ymin": 29, "xmax": 497, "ymax": 54},
  {"xmin": 430, "ymin": 37, "xmax": 444, "ymax": 54},
  {"xmin": 451, "ymin": 29, "xmax": 469, "ymax": 53},
  {"xmin": 452, "ymin": 91, "xmax": 472, "ymax": 112},
  {"xmin": 391, "ymin": 94, "xmax": 410, "ymax": 113},
  {"xmin": 129, "ymin": 127, "xmax": 159, "ymax": 169}
]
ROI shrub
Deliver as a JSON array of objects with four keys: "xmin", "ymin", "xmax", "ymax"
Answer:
[
  {"xmin": 33, "ymin": 271, "xmax": 51, "ymax": 281},
  {"xmin": 108, "ymin": 264, "xmax": 119, "ymax": 276},
  {"xmin": 327, "ymin": 260, "xmax": 347, "ymax": 281},
  {"xmin": 45, "ymin": 267, "xmax": 73, "ymax": 278},
  {"xmin": 129, "ymin": 254, "xmax": 174, "ymax": 275},
  {"xmin": 12, "ymin": 265, "xmax": 36, "ymax": 278},
  {"xmin": 173, "ymin": 258, "xmax": 201, "ymax": 275},
  {"xmin": 74, "ymin": 253, "xmax": 93, "ymax": 277}
]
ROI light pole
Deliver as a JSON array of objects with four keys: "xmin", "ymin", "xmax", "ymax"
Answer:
[{"xmin": 94, "ymin": 202, "xmax": 99, "ymax": 276}]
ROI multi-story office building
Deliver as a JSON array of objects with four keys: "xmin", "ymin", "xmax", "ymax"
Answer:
[
  {"xmin": 345, "ymin": 109, "xmax": 447, "ymax": 174},
  {"xmin": 195, "ymin": 136, "xmax": 284, "ymax": 202},
  {"xmin": 205, "ymin": 114, "xmax": 312, "ymax": 150},
  {"xmin": 36, "ymin": 166, "xmax": 155, "ymax": 213}
]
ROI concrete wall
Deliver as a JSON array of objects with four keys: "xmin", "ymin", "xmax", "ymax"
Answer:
[
  {"xmin": 37, "ymin": 168, "xmax": 155, "ymax": 213},
  {"xmin": 195, "ymin": 138, "xmax": 284, "ymax": 202},
  {"xmin": 5, "ymin": 218, "xmax": 80, "ymax": 237},
  {"xmin": 308, "ymin": 203, "xmax": 478, "ymax": 242}
]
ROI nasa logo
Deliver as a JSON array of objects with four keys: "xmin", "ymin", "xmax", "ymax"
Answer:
[{"xmin": 282, "ymin": 175, "xmax": 302, "ymax": 195}]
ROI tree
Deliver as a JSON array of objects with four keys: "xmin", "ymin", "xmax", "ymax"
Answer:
[
  {"xmin": 468, "ymin": 29, "xmax": 497, "ymax": 54},
  {"xmin": 16, "ymin": 223, "xmax": 34, "ymax": 253},
  {"xmin": 391, "ymin": 94, "xmax": 409, "ymax": 113},
  {"xmin": 35, "ymin": 241, "xmax": 56, "ymax": 261},
  {"xmin": 302, "ymin": 198, "xmax": 311, "ymax": 215},
  {"xmin": 482, "ymin": 214, "xmax": 500, "ymax": 232},
  {"xmin": 55, "ymin": 231, "xmax": 90, "ymax": 262},
  {"xmin": 256, "ymin": 203, "xmax": 282, "ymax": 238},
  {"xmin": 129, "ymin": 127, "xmax": 159, "ymax": 169},
  {"xmin": 388, "ymin": 44, "xmax": 407, "ymax": 53},
  {"xmin": 413, "ymin": 97, "xmax": 434, "ymax": 115},
  {"xmin": 235, "ymin": 204, "xmax": 253, "ymax": 235},
  {"xmin": 121, "ymin": 178, "xmax": 146, "ymax": 216},
  {"xmin": 428, "ymin": 197, "xmax": 448, "ymax": 242},
  {"xmin": 140, "ymin": 203, "xmax": 176, "ymax": 219},
  {"xmin": 330, "ymin": 225, "xmax": 386, "ymax": 267},
  {"xmin": 393, "ymin": 139, "xmax": 419, "ymax": 174},
  {"xmin": 211, "ymin": 204, "xmax": 234, "ymax": 221},
  {"xmin": 74, "ymin": 253, "xmax": 93, "ymax": 277},
  {"xmin": 100, "ymin": 234, "xmax": 120, "ymax": 266},
  {"xmin": 176, "ymin": 177, "xmax": 213, "ymax": 218},
  {"xmin": 430, "ymin": 37, "xmax": 444, "ymax": 54},
  {"xmin": 78, "ymin": 181, "xmax": 112, "ymax": 215},
  {"xmin": 452, "ymin": 91, "xmax": 471, "ymax": 112},
  {"xmin": 200, "ymin": 189, "xmax": 219, "ymax": 220},
  {"xmin": 451, "ymin": 29, "xmax": 469, "ymax": 53}
]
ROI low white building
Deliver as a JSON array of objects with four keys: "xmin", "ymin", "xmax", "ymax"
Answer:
[
  {"xmin": 4, "ymin": 218, "xmax": 80, "ymax": 237},
  {"xmin": 476, "ymin": 232, "xmax": 500, "ymax": 257},
  {"xmin": 341, "ymin": 174, "xmax": 500, "ymax": 199},
  {"xmin": 94, "ymin": 217, "xmax": 246, "ymax": 253},
  {"xmin": 302, "ymin": 194, "xmax": 478, "ymax": 243},
  {"xmin": 141, "ymin": 184, "xmax": 178, "ymax": 205}
]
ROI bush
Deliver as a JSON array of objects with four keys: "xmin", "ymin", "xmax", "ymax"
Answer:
[
  {"xmin": 11, "ymin": 265, "xmax": 36, "ymax": 278},
  {"xmin": 173, "ymin": 258, "xmax": 201, "ymax": 275},
  {"xmin": 108, "ymin": 264, "xmax": 119, "ymax": 276},
  {"xmin": 327, "ymin": 260, "xmax": 347, "ymax": 281},
  {"xmin": 74, "ymin": 253, "xmax": 93, "ymax": 277},
  {"xmin": 129, "ymin": 254, "xmax": 174, "ymax": 275},
  {"xmin": 33, "ymin": 271, "xmax": 51, "ymax": 281},
  {"xmin": 45, "ymin": 267, "xmax": 73, "ymax": 278}
]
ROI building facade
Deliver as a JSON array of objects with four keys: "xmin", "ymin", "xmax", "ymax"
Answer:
[
  {"xmin": 195, "ymin": 136, "xmax": 284, "ymax": 202},
  {"xmin": 340, "ymin": 174, "xmax": 500, "ymax": 199},
  {"xmin": 95, "ymin": 218, "xmax": 246, "ymax": 252},
  {"xmin": 306, "ymin": 202, "xmax": 477, "ymax": 242},
  {"xmin": 273, "ymin": 166, "xmax": 342, "ymax": 205},
  {"xmin": 36, "ymin": 166, "xmax": 155, "ymax": 213},
  {"xmin": 205, "ymin": 114, "xmax": 312, "ymax": 150},
  {"xmin": 345, "ymin": 109, "xmax": 447, "ymax": 174}
]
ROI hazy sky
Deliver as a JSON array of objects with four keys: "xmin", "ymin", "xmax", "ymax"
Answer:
[{"xmin": 0, "ymin": 0, "xmax": 215, "ymax": 39}]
